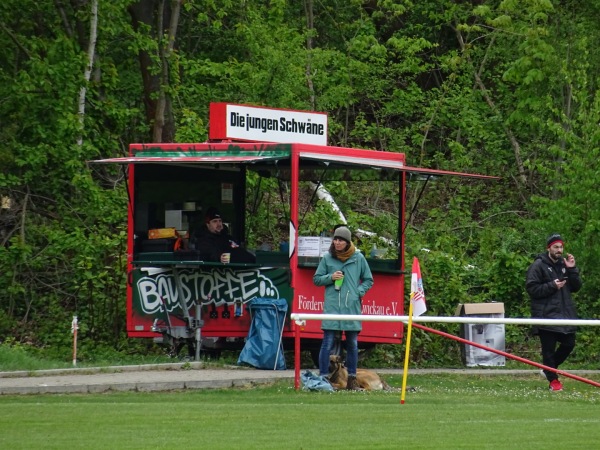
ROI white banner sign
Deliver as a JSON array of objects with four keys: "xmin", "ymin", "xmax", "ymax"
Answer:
[{"xmin": 210, "ymin": 103, "xmax": 328, "ymax": 145}]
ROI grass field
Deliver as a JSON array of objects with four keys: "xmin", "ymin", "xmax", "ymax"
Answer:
[{"xmin": 1, "ymin": 373, "xmax": 599, "ymax": 449}]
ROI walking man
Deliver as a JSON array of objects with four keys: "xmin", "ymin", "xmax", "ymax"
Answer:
[{"xmin": 526, "ymin": 233, "xmax": 582, "ymax": 391}]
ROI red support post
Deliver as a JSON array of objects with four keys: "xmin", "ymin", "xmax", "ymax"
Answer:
[{"xmin": 294, "ymin": 321, "xmax": 301, "ymax": 390}]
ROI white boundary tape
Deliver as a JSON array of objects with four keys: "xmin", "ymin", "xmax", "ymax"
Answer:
[{"xmin": 291, "ymin": 313, "xmax": 600, "ymax": 327}]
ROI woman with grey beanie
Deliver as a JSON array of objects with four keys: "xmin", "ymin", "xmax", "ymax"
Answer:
[{"xmin": 313, "ymin": 226, "xmax": 374, "ymax": 390}]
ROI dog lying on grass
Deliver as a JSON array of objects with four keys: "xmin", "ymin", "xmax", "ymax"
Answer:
[{"xmin": 328, "ymin": 355, "xmax": 392, "ymax": 391}]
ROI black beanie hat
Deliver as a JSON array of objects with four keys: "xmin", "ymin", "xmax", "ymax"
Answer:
[
  {"xmin": 546, "ymin": 233, "xmax": 563, "ymax": 248},
  {"xmin": 205, "ymin": 207, "xmax": 222, "ymax": 222}
]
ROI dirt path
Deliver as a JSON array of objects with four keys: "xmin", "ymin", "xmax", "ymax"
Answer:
[{"xmin": 1, "ymin": 363, "xmax": 597, "ymax": 395}]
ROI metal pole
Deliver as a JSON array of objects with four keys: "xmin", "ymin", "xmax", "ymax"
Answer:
[
  {"xmin": 274, "ymin": 305, "xmax": 286, "ymax": 371},
  {"xmin": 291, "ymin": 313, "xmax": 600, "ymax": 390},
  {"xmin": 195, "ymin": 303, "xmax": 201, "ymax": 361},
  {"xmin": 412, "ymin": 322, "xmax": 600, "ymax": 388},
  {"xmin": 291, "ymin": 313, "xmax": 600, "ymax": 327},
  {"xmin": 294, "ymin": 320, "xmax": 301, "ymax": 390}
]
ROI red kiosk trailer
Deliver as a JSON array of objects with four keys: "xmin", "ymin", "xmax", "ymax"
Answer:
[{"xmin": 94, "ymin": 103, "xmax": 495, "ymax": 364}]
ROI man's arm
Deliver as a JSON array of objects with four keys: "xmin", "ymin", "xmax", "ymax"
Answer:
[{"xmin": 564, "ymin": 254, "xmax": 583, "ymax": 293}]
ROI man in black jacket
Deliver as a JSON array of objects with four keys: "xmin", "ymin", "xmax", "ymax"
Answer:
[
  {"xmin": 190, "ymin": 207, "xmax": 255, "ymax": 263},
  {"xmin": 526, "ymin": 233, "xmax": 582, "ymax": 391}
]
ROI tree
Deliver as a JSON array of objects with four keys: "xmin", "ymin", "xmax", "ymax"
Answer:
[
  {"xmin": 1, "ymin": 0, "xmax": 599, "ymax": 364},
  {"xmin": 128, "ymin": 0, "xmax": 183, "ymax": 142}
]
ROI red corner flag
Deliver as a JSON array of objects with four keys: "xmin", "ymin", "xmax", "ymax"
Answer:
[{"xmin": 410, "ymin": 257, "xmax": 427, "ymax": 317}]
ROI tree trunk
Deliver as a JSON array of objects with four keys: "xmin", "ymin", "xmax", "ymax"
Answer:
[
  {"xmin": 304, "ymin": 0, "xmax": 316, "ymax": 110},
  {"xmin": 455, "ymin": 28, "xmax": 528, "ymax": 188},
  {"xmin": 77, "ymin": 0, "xmax": 98, "ymax": 147},
  {"xmin": 128, "ymin": 0, "xmax": 180, "ymax": 142},
  {"xmin": 153, "ymin": 0, "xmax": 181, "ymax": 142}
]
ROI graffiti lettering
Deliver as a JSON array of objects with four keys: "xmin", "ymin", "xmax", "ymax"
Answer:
[
  {"xmin": 138, "ymin": 280, "xmax": 163, "ymax": 312},
  {"xmin": 137, "ymin": 268, "xmax": 279, "ymax": 315}
]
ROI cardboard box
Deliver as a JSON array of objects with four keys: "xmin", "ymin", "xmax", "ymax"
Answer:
[
  {"xmin": 455, "ymin": 303, "xmax": 505, "ymax": 316},
  {"xmin": 456, "ymin": 303, "xmax": 505, "ymax": 367}
]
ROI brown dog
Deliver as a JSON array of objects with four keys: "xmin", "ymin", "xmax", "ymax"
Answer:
[{"xmin": 327, "ymin": 355, "xmax": 392, "ymax": 391}]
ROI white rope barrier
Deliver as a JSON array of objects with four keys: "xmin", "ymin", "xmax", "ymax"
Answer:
[{"xmin": 291, "ymin": 313, "xmax": 600, "ymax": 327}]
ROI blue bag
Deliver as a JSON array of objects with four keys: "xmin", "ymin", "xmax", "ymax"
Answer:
[
  {"xmin": 300, "ymin": 370, "xmax": 334, "ymax": 392},
  {"xmin": 237, "ymin": 298, "xmax": 287, "ymax": 370}
]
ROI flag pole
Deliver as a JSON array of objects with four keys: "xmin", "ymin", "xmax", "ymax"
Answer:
[{"xmin": 400, "ymin": 294, "xmax": 414, "ymax": 404}]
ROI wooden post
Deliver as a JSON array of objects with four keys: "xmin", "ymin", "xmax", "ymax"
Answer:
[{"xmin": 71, "ymin": 316, "xmax": 79, "ymax": 367}]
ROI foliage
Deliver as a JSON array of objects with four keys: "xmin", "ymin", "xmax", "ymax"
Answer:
[
  {"xmin": 1, "ymin": 0, "xmax": 600, "ymax": 364},
  {"xmin": 0, "ymin": 338, "xmax": 178, "ymax": 371}
]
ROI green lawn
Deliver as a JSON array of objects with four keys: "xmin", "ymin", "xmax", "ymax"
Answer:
[{"xmin": 1, "ymin": 373, "xmax": 599, "ymax": 449}]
